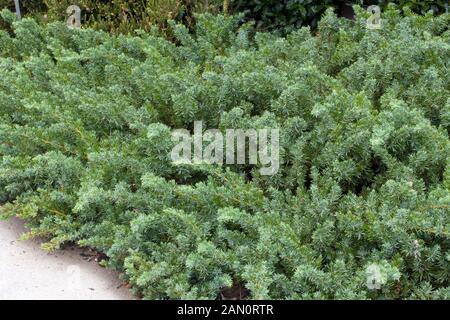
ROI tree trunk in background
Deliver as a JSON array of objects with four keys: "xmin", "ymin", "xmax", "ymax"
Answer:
[
  {"xmin": 223, "ymin": 0, "xmax": 229, "ymax": 15},
  {"xmin": 339, "ymin": 2, "xmax": 356, "ymax": 20},
  {"xmin": 14, "ymin": 0, "xmax": 22, "ymax": 19}
]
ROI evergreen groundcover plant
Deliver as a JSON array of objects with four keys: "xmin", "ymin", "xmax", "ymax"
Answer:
[{"xmin": 0, "ymin": 5, "xmax": 449, "ymax": 299}]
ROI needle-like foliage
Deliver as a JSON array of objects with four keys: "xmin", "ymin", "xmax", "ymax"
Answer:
[{"xmin": 0, "ymin": 6, "xmax": 449, "ymax": 299}]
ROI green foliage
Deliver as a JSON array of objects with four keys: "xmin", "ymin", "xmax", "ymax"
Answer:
[
  {"xmin": 0, "ymin": 7, "xmax": 449, "ymax": 299},
  {"xmin": 44, "ymin": 0, "xmax": 224, "ymax": 34},
  {"xmin": 231, "ymin": 0, "xmax": 335, "ymax": 32},
  {"xmin": 1, "ymin": 1, "xmax": 448, "ymax": 35},
  {"xmin": 373, "ymin": 0, "xmax": 449, "ymax": 14},
  {"xmin": 229, "ymin": 0, "xmax": 449, "ymax": 33},
  {"xmin": 0, "ymin": 0, "xmax": 46, "ymax": 15},
  {"xmin": 0, "ymin": 0, "xmax": 223, "ymax": 34}
]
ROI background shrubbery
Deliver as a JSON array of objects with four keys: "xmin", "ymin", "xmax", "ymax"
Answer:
[
  {"xmin": 233, "ymin": 0, "xmax": 449, "ymax": 32},
  {"xmin": 0, "ymin": 0, "xmax": 448, "ymax": 33},
  {"xmin": 0, "ymin": 0, "xmax": 223, "ymax": 33},
  {"xmin": 0, "ymin": 6, "xmax": 449, "ymax": 299}
]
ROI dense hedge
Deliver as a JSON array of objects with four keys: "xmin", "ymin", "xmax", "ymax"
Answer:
[
  {"xmin": 0, "ymin": 6, "xmax": 449, "ymax": 299},
  {"xmin": 1, "ymin": 1, "xmax": 448, "ymax": 34},
  {"xmin": 233, "ymin": 0, "xmax": 449, "ymax": 32},
  {"xmin": 0, "ymin": 0, "xmax": 223, "ymax": 34},
  {"xmin": 237, "ymin": 0, "xmax": 447, "ymax": 32}
]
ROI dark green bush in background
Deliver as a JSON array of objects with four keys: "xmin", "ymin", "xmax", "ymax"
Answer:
[{"xmin": 232, "ymin": 0, "xmax": 449, "ymax": 33}]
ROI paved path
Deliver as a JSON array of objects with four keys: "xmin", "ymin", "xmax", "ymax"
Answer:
[{"xmin": 0, "ymin": 217, "xmax": 133, "ymax": 300}]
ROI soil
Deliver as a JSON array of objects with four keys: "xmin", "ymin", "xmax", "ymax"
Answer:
[{"xmin": 0, "ymin": 217, "xmax": 134, "ymax": 300}]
